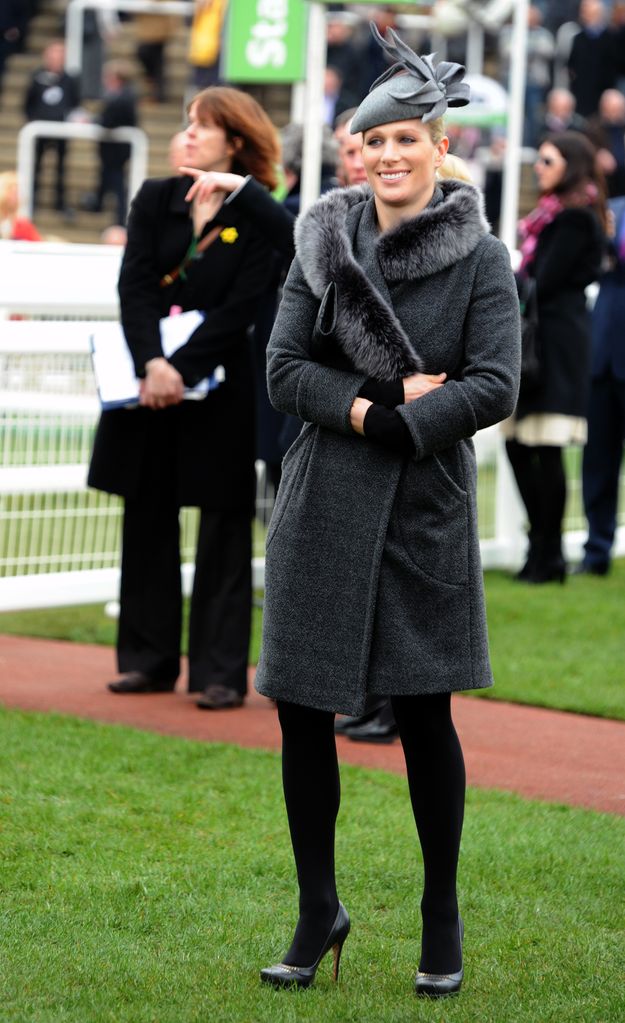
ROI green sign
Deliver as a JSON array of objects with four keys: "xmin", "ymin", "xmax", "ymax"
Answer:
[{"xmin": 223, "ymin": 0, "xmax": 308, "ymax": 83}]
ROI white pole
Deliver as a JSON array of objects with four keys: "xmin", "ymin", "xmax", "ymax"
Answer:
[
  {"xmin": 300, "ymin": 1, "xmax": 327, "ymax": 213},
  {"xmin": 465, "ymin": 21, "xmax": 484, "ymax": 75},
  {"xmin": 499, "ymin": 0, "xmax": 530, "ymax": 252}
]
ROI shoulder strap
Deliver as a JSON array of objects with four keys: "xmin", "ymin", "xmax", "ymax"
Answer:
[{"xmin": 160, "ymin": 224, "xmax": 222, "ymax": 288}]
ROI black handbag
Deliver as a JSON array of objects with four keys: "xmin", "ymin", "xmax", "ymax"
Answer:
[{"xmin": 516, "ymin": 274, "xmax": 541, "ymax": 392}]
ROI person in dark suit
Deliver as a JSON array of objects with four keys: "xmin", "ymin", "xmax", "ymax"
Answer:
[
  {"xmin": 24, "ymin": 38, "xmax": 80, "ymax": 214},
  {"xmin": 88, "ymin": 86, "xmax": 280, "ymax": 709},
  {"xmin": 504, "ymin": 132, "xmax": 606, "ymax": 582},
  {"xmin": 567, "ymin": 0, "xmax": 619, "ymax": 118},
  {"xmin": 577, "ymin": 195, "xmax": 625, "ymax": 574},
  {"xmin": 82, "ymin": 60, "xmax": 138, "ymax": 225}
]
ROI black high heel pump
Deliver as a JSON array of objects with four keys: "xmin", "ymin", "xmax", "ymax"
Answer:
[
  {"xmin": 260, "ymin": 902, "xmax": 350, "ymax": 989},
  {"xmin": 415, "ymin": 916, "xmax": 464, "ymax": 998}
]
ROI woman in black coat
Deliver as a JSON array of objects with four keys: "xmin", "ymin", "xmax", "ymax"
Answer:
[
  {"xmin": 88, "ymin": 87, "xmax": 280, "ymax": 708},
  {"xmin": 504, "ymin": 132, "xmax": 605, "ymax": 582}
]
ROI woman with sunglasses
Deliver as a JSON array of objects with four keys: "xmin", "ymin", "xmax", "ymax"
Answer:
[
  {"xmin": 255, "ymin": 25, "xmax": 521, "ymax": 999},
  {"xmin": 503, "ymin": 132, "xmax": 606, "ymax": 582}
]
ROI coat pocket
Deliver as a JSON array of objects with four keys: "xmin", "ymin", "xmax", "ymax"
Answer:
[
  {"xmin": 395, "ymin": 451, "xmax": 469, "ymax": 586},
  {"xmin": 265, "ymin": 426, "xmax": 312, "ymax": 550}
]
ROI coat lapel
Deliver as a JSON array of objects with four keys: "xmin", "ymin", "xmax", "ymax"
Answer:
[{"xmin": 295, "ymin": 180, "xmax": 490, "ymax": 381}]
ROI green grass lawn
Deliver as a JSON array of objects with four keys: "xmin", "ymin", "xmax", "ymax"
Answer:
[
  {"xmin": 1, "ymin": 563, "xmax": 624, "ymax": 721},
  {"xmin": 1, "ymin": 708, "xmax": 623, "ymax": 1023}
]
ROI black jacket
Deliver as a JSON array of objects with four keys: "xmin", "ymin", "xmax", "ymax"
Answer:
[
  {"xmin": 88, "ymin": 175, "xmax": 276, "ymax": 509},
  {"xmin": 518, "ymin": 206, "xmax": 604, "ymax": 419},
  {"xmin": 567, "ymin": 29, "xmax": 619, "ymax": 118},
  {"xmin": 25, "ymin": 67, "xmax": 80, "ymax": 122},
  {"xmin": 98, "ymin": 84, "xmax": 138, "ymax": 167}
]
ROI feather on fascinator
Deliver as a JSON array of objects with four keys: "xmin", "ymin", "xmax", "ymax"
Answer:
[{"xmin": 350, "ymin": 23, "xmax": 470, "ymax": 134}]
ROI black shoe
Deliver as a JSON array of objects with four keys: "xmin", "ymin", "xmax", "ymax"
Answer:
[
  {"xmin": 107, "ymin": 671, "xmax": 175, "ymax": 694},
  {"xmin": 196, "ymin": 684, "xmax": 244, "ymax": 709},
  {"xmin": 571, "ymin": 561, "xmax": 609, "ymax": 577},
  {"xmin": 334, "ymin": 697, "xmax": 387, "ymax": 735},
  {"xmin": 415, "ymin": 918, "xmax": 464, "ymax": 999},
  {"xmin": 344, "ymin": 704, "xmax": 399, "ymax": 745},
  {"xmin": 260, "ymin": 902, "xmax": 350, "ymax": 989}
]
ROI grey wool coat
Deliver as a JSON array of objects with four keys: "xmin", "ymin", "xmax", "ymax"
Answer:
[{"xmin": 254, "ymin": 180, "xmax": 521, "ymax": 715}]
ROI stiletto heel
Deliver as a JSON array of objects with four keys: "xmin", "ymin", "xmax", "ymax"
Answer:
[
  {"xmin": 332, "ymin": 936, "xmax": 345, "ymax": 982},
  {"xmin": 415, "ymin": 916, "xmax": 464, "ymax": 999},
  {"xmin": 260, "ymin": 902, "xmax": 350, "ymax": 989}
]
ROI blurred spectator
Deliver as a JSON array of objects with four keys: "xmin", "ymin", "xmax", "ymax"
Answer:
[
  {"xmin": 326, "ymin": 13, "xmax": 362, "ymax": 113},
  {"xmin": 100, "ymin": 223, "xmax": 127, "ymax": 246},
  {"xmin": 133, "ymin": 0, "xmax": 180, "ymax": 103},
  {"xmin": 280, "ymin": 122, "xmax": 339, "ymax": 214},
  {"xmin": 24, "ymin": 39, "xmax": 80, "ymax": 216},
  {"xmin": 577, "ymin": 194, "xmax": 625, "ymax": 574},
  {"xmin": 0, "ymin": 171, "xmax": 42, "ymax": 240},
  {"xmin": 323, "ymin": 65, "xmax": 347, "ymax": 126},
  {"xmin": 334, "ymin": 108, "xmax": 367, "ymax": 186},
  {"xmin": 503, "ymin": 132, "xmax": 606, "ymax": 583},
  {"xmin": 499, "ymin": 5, "xmax": 555, "ymax": 146},
  {"xmin": 567, "ymin": 0, "xmax": 619, "ymax": 116},
  {"xmin": 539, "ymin": 87, "xmax": 589, "ymax": 138},
  {"xmin": 82, "ymin": 61, "xmax": 138, "ymax": 225},
  {"xmin": 188, "ymin": 0, "xmax": 227, "ymax": 90},
  {"xmin": 359, "ymin": 6, "xmax": 397, "ymax": 95},
  {"xmin": 588, "ymin": 88, "xmax": 625, "ymax": 196}
]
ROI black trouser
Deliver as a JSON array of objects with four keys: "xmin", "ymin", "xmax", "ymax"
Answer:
[
  {"xmin": 96, "ymin": 161, "xmax": 127, "ymax": 225},
  {"xmin": 275, "ymin": 693, "xmax": 465, "ymax": 975},
  {"xmin": 582, "ymin": 373, "xmax": 625, "ymax": 569},
  {"xmin": 33, "ymin": 136, "xmax": 67, "ymax": 211},
  {"xmin": 118, "ymin": 493, "xmax": 252, "ymax": 694}
]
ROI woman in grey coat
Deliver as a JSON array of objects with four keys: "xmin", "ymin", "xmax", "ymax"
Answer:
[{"xmin": 256, "ymin": 26, "xmax": 521, "ymax": 999}]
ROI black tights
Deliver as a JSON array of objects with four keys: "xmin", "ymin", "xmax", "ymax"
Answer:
[
  {"xmin": 505, "ymin": 440, "xmax": 566, "ymax": 539},
  {"xmin": 276, "ymin": 693, "xmax": 465, "ymax": 973}
]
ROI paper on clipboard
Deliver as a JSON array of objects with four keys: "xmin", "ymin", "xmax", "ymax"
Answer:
[{"xmin": 90, "ymin": 310, "xmax": 224, "ymax": 409}]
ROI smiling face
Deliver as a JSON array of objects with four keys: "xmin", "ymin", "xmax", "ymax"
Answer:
[
  {"xmin": 362, "ymin": 118, "xmax": 448, "ymax": 222},
  {"xmin": 184, "ymin": 101, "xmax": 236, "ymax": 173},
  {"xmin": 534, "ymin": 141, "xmax": 567, "ymax": 194}
]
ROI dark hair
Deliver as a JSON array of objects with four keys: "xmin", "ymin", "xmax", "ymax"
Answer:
[
  {"xmin": 188, "ymin": 86, "xmax": 280, "ymax": 191},
  {"xmin": 547, "ymin": 131, "xmax": 607, "ymax": 229}
]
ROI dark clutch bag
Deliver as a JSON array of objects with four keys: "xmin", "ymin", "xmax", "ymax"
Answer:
[
  {"xmin": 516, "ymin": 274, "xmax": 541, "ymax": 393},
  {"xmin": 309, "ymin": 281, "xmax": 352, "ymax": 371}
]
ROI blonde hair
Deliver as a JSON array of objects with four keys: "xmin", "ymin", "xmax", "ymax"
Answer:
[
  {"xmin": 425, "ymin": 116, "xmax": 446, "ymax": 145},
  {"xmin": 0, "ymin": 171, "xmax": 18, "ymax": 218},
  {"xmin": 437, "ymin": 153, "xmax": 473, "ymax": 183}
]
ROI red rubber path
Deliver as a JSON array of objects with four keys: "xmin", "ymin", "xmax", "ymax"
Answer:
[{"xmin": 1, "ymin": 634, "xmax": 624, "ymax": 816}]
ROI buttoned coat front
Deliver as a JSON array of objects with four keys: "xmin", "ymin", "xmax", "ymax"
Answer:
[{"xmin": 255, "ymin": 182, "xmax": 521, "ymax": 715}]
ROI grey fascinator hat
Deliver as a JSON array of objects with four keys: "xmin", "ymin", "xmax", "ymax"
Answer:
[{"xmin": 350, "ymin": 23, "xmax": 470, "ymax": 135}]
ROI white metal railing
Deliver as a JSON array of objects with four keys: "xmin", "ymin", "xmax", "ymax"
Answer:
[
  {"xmin": 1, "ymin": 240, "xmax": 623, "ymax": 612},
  {"xmin": 17, "ymin": 121, "xmax": 148, "ymax": 221},
  {"xmin": 65, "ymin": 0, "xmax": 193, "ymax": 77}
]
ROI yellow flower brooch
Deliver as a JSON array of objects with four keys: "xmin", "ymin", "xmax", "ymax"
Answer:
[{"xmin": 220, "ymin": 227, "xmax": 238, "ymax": 244}]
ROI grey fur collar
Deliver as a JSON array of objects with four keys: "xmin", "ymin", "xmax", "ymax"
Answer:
[{"xmin": 294, "ymin": 179, "xmax": 490, "ymax": 380}]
